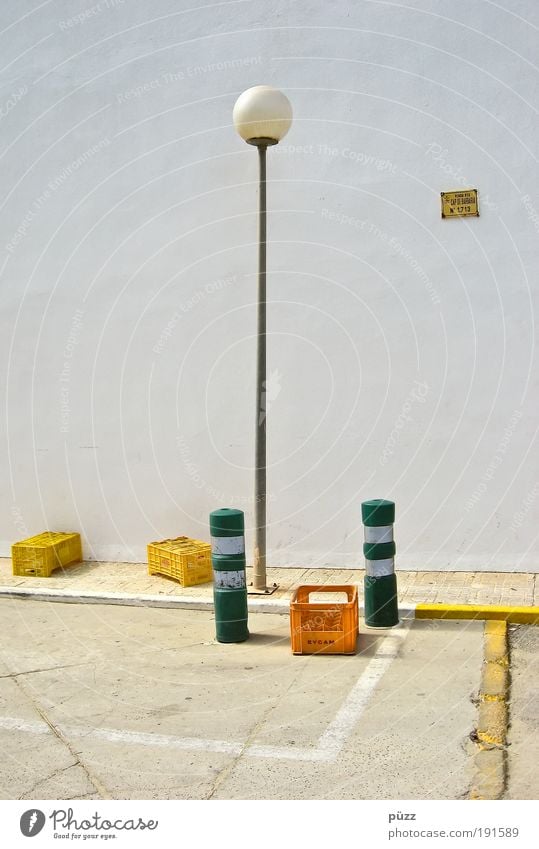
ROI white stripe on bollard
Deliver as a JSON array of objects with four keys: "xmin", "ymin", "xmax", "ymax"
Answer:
[
  {"xmin": 364, "ymin": 525, "xmax": 394, "ymax": 543},
  {"xmin": 211, "ymin": 535, "xmax": 245, "ymax": 555},
  {"xmin": 365, "ymin": 558, "xmax": 395, "ymax": 577},
  {"xmin": 214, "ymin": 570, "xmax": 246, "ymax": 589}
]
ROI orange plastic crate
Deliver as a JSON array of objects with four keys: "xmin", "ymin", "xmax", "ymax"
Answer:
[
  {"xmin": 147, "ymin": 536, "xmax": 212, "ymax": 587},
  {"xmin": 12, "ymin": 532, "xmax": 82, "ymax": 578},
  {"xmin": 290, "ymin": 585, "xmax": 358, "ymax": 655}
]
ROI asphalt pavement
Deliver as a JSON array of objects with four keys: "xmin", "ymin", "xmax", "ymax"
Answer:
[{"xmin": 0, "ymin": 598, "xmax": 486, "ymax": 800}]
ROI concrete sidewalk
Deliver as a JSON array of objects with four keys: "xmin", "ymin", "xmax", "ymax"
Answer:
[{"xmin": 0, "ymin": 557, "xmax": 536, "ymax": 608}]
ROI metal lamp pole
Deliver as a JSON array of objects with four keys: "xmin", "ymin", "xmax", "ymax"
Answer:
[
  {"xmin": 252, "ymin": 139, "xmax": 272, "ymax": 591},
  {"xmin": 233, "ymin": 86, "xmax": 292, "ymax": 594}
]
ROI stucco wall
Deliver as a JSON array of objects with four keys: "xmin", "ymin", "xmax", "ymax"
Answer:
[{"xmin": 1, "ymin": 0, "xmax": 538, "ymax": 570}]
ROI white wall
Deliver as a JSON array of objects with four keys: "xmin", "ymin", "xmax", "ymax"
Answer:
[{"xmin": 1, "ymin": 0, "xmax": 538, "ymax": 571}]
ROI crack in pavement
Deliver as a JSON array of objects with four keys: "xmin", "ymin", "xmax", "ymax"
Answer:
[
  {"xmin": 204, "ymin": 659, "xmax": 320, "ymax": 799},
  {"xmin": 0, "ymin": 661, "xmax": 94, "ymax": 679},
  {"xmin": 9, "ymin": 670, "xmax": 110, "ymax": 800},
  {"xmin": 19, "ymin": 760, "xmax": 80, "ymax": 800}
]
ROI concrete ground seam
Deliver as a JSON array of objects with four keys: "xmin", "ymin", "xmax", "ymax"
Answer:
[{"xmin": 10, "ymin": 671, "xmax": 110, "ymax": 800}]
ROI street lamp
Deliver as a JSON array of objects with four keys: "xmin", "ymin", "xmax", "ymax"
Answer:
[{"xmin": 233, "ymin": 85, "xmax": 292, "ymax": 593}]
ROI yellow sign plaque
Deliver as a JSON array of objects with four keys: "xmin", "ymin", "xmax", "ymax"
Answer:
[{"xmin": 441, "ymin": 189, "xmax": 479, "ymax": 218}]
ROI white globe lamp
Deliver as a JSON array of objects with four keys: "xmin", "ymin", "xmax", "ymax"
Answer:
[{"xmin": 233, "ymin": 85, "xmax": 292, "ymax": 145}]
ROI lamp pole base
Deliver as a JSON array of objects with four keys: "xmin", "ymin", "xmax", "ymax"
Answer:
[{"xmin": 248, "ymin": 582, "xmax": 279, "ymax": 595}]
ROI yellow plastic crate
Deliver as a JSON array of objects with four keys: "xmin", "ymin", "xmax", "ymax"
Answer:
[
  {"xmin": 147, "ymin": 536, "xmax": 212, "ymax": 587},
  {"xmin": 12, "ymin": 532, "xmax": 82, "ymax": 578}
]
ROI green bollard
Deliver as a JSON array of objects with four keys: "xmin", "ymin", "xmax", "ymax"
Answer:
[
  {"xmin": 362, "ymin": 499, "xmax": 399, "ymax": 628},
  {"xmin": 209, "ymin": 508, "xmax": 249, "ymax": 643}
]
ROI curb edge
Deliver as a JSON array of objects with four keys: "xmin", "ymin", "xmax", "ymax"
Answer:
[{"xmin": 469, "ymin": 620, "xmax": 510, "ymax": 800}]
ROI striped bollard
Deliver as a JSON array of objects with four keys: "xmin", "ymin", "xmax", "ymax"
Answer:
[
  {"xmin": 209, "ymin": 508, "xmax": 249, "ymax": 643},
  {"xmin": 362, "ymin": 499, "xmax": 399, "ymax": 628}
]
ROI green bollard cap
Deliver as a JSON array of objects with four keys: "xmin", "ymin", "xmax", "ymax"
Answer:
[
  {"xmin": 209, "ymin": 508, "xmax": 244, "ymax": 537},
  {"xmin": 361, "ymin": 499, "xmax": 395, "ymax": 527}
]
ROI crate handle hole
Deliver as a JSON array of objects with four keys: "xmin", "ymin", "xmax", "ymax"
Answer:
[{"xmin": 308, "ymin": 592, "xmax": 349, "ymax": 605}]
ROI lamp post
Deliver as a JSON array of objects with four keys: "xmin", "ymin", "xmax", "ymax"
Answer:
[{"xmin": 233, "ymin": 85, "xmax": 292, "ymax": 593}]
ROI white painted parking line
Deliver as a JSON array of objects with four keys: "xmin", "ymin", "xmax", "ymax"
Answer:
[
  {"xmin": 0, "ymin": 625, "xmax": 409, "ymax": 762},
  {"xmin": 67, "ymin": 726, "xmax": 244, "ymax": 755},
  {"xmin": 318, "ymin": 627, "xmax": 408, "ymax": 758},
  {"xmin": 0, "ymin": 717, "xmax": 49, "ymax": 735}
]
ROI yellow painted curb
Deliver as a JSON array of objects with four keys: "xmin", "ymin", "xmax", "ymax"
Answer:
[
  {"xmin": 477, "ymin": 701, "xmax": 508, "ymax": 747},
  {"xmin": 484, "ymin": 620, "xmax": 506, "ymax": 635},
  {"xmin": 470, "ymin": 620, "xmax": 509, "ymax": 800},
  {"xmin": 469, "ymin": 750, "xmax": 505, "ymax": 800},
  {"xmin": 415, "ymin": 603, "xmax": 539, "ymax": 624},
  {"xmin": 483, "ymin": 621, "xmax": 509, "ymax": 665},
  {"xmin": 480, "ymin": 663, "xmax": 508, "ymax": 700}
]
